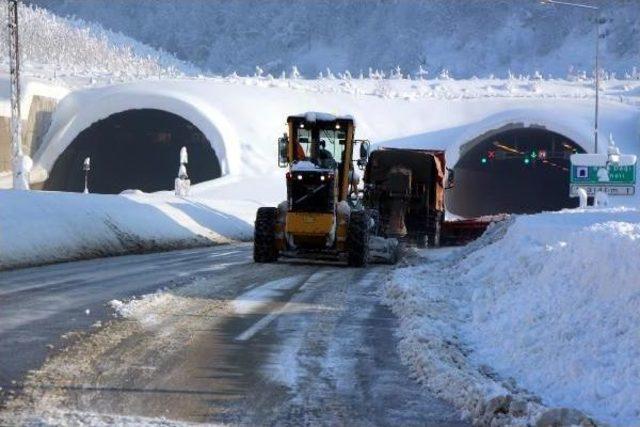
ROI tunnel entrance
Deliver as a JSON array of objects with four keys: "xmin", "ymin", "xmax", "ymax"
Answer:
[
  {"xmin": 44, "ymin": 109, "xmax": 221, "ymax": 194},
  {"xmin": 447, "ymin": 126, "xmax": 586, "ymax": 218}
]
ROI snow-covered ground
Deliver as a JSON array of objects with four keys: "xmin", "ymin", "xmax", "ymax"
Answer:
[
  {"xmin": 0, "ymin": 186, "xmax": 259, "ymax": 270},
  {"xmin": 384, "ymin": 206, "xmax": 640, "ymax": 426}
]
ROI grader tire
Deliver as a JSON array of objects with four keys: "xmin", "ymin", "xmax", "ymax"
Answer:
[
  {"xmin": 254, "ymin": 207, "xmax": 278, "ymax": 263},
  {"xmin": 347, "ymin": 210, "xmax": 370, "ymax": 267}
]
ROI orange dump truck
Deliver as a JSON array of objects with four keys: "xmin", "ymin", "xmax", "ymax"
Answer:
[{"xmin": 363, "ymin": 148, "xmax": 497, "ymax": 247}]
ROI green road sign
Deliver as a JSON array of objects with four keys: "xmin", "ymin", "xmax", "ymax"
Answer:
[
  {"xmin": 571, "ymin": 164, "xmax": 636, "ymax": 185},
  {"xmin": 570, "ymin": 153, "xmax": 637, "ymax": 197}
]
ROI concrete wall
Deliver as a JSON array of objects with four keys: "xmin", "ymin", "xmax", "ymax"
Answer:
[{"xmin": 0, "ymin": 95, "xmax": 59, "ymax": 172}]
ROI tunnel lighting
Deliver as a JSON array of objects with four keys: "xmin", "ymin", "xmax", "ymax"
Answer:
[
  {"xmin": 320, "ymin": 175, "xmax": 326, "ymax": 181},
  {"xmin": 335, "ymin": 123, "xmax": 341, "ymax": 130},
  {"xmin": 299, "ymin": 123, "xmax": 305, "ymax": 128},
  {"xmin": 494, "ymin": 143, "xmax": 521, "ymax": 155},
  {"xmin": 297, "ymin": 174, "xmax": 303, "ymax": 180}
]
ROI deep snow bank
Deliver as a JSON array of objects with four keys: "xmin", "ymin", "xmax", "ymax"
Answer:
[
  {"xmin": 0, "ymin": 189, "xmax": 256, "ymax": 270},
  {"xmin": 462, "ymin": 208, "xmax": 640, "ymax": 426},
  {"xmin": 385, "ymin": 207, "xmax": 640, "ymax": 426}
]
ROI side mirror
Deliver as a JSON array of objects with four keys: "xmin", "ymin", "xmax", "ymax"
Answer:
[
  {"xmin": 278, "ymin": 135, "xmax": 288, "ymax": 168},
  {"xmin": 359, "ymin": 140, "xmax": 371, "ymax": 160},
  {"xmin": 445, "ymin": 168, "xmax": 455, "ymax": 189},
  {"xmin": 357, "ymin": 140, "xmax": 371, "ymax": 170}
]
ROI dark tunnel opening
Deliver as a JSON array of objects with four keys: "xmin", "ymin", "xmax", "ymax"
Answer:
[
  {"xmin": 44, "ymin": 109, "xmax": 221, "ymax": 194},
  {"xmin": 447, "ymin": 126, "xmax": 586, "ymax": 218}
]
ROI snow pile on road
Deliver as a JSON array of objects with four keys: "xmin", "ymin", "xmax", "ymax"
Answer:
[
  {"xmin": 0, "ymin": 189, "xmax": 255, "ymax": 270},
  {"xmin": 385, "ymin": 207, "xmax": 640, "ymax": 426},
  {"xmin": 383, "ymin": 223, "xmax": 547, "ymax": 426},
  {"xmin": 0, "ymin": 2, "xmax": 195, "ymax": 80},
  {"xmin": 462, "ymin": 208, "xmax": 640, "ymax": 426}
]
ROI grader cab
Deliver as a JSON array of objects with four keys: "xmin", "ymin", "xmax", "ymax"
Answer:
[{"xmin": 253, "ymin": 112, "xmax": 397, "ymax": 266}]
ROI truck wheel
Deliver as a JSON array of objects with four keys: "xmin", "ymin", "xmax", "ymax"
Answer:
[
  {"xmin": 347, "ymin": 210, "xmax": 370, "ymax": 267},
  {"xmin": 254, "ymin": 207, "xmax": 278, "ymax": 263},
  {"xmin": 427, "ymin": 218, "xmax": 441, "ymax": 248}
]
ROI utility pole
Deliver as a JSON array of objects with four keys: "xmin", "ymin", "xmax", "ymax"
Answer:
[
  {"xmin": 8, "ymin": 0, "xmax": 31, "ymax": 189},
  {"xmin": 8, "ymin": 0, "xmax": 22, "ymax": 170},
  {"xmin": 539, "ymin": 0, "xmax": 602, "ymax": 153}
]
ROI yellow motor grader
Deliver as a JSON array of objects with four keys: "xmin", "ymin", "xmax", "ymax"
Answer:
[{"xmin": 253, "ymin": 112, "xmax": 398, "ymax": 266}]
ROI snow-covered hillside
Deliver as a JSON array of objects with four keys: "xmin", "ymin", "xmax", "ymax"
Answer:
[
  {"xmin": 29, "ymin": 0, "xmax": 640, "ymax": 79},
  {"xmin": 0, "ymin": 2, "xmax": 197, "ymax": 80}
]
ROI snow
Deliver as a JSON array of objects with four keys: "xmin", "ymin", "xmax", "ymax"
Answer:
[
  {"xmin": 23, "ymin": 76, "xmax": 640, "ymax": 189},
  {"xmin": 0, "ymin": 2, "xmax": 197, "ymax": 80},
  {"xmin": 12, "ymin": 409, "xmax": 214, "ymax": 426},
  {"xmin": 462, "ymin": 209, "xmax": 640, "ymax": 426},
  {"xmin": 1, "ymin": 73, "xmax": 638, "ymax": 270},
  {"xmin": 232, "ymin": 275, "xmax": 304, "ymax": 315},
  {"xmin": 0, "ymin": 74, "xmax": 69, "ymax": 119},
  {"xmin": 30, "ymin": 0, "xmax": 640, "ymax": 80},
  {"xmin": 571, "ymin": 153, "xmax": 637, "ymax": 166},
  {"xmin": 384, "ymin": 206, "xmax": 640, "ymax": 426},
  {"xmin": 290, "ymin": 160, "xmax": 320, "ymax": 171},
  {"xmin": 0, "ymin": 188, "xmax": 256, "ymax": 270}
]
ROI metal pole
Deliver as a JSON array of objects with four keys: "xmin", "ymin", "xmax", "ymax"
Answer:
[
  {"xmin": 539, "ymin": 0, "xmax": 601, "ymax": 154},
  {"xmin": 8, "ymin": 0, "xmax": 23, "ymax": 187},
  {"xmin": 594, "ymin": 8, "xmax": 600, "ymax": 153},
  {"xmin": 83, "ymin": 157, "xmax": 91, "ymax": 194}
]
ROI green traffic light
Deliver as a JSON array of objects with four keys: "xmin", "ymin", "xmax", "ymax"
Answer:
[
  {"xmin": 530, "ymin": 151, "xmax": 537, "ymax": 159},
  {"xmin": 524, "ymin": 158, "xmax": 531, "ymax": 165},
  {"xmin": 481, "ymin": 157, "xmax": 488, "ymax": 164}
]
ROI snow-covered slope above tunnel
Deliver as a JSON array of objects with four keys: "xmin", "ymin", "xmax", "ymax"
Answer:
[
  {"xmin": 34, "ymin": 76, "xmax": 640, "ymax": 193},
  {"xmin": 29, "ymin": 0, "xmax": 640, "ymax": 79}
]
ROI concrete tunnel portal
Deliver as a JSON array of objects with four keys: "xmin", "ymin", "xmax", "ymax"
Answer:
[
  {"xmin": 44, "ymin": 109, "xmax": 222, "ymax": 194},
  {"xmin": 41, "ymin": 102, "xmax": 587, "ymax": 219},
  {"xmin": 446, "ymin": 125, "xmax": 586, "ymax": 218}
]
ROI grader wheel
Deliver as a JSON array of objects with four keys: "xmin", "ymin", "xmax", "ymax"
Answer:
[
  {"xmin": 347, "ymin": 210, "xmax": 370, "ymax": 267},
  {"xmin": 254, "ymin": 207, "xmax": 278, "ymax": 263}
]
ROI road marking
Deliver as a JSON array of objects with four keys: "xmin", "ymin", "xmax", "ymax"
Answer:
[
  {"xmin": 235, "ymin": 304, "xmax": 291, "ymax": 342},
  {"xmin": 234, "ymin": 270, "xmax": 333, "ymax": 341}
]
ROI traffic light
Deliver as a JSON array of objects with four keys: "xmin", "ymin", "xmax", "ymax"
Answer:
[
  {"xmin": 481, "ymin": 157, "xmax": 488, "ymax": 165},
  {"xmin": 524, "ymin": 157, "xmax": 531, "ymax": 165}
]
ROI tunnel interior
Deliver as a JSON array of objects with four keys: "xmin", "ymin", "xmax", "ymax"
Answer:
[
  {"xmin": 44, "ymin": 109, "xmax": 221, "ymax": 194},
  {"xmin": 447, "ymin": 126, "xmax": 585, "ymax": 218}
]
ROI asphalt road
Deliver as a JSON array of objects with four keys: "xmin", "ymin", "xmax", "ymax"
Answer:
[{"xmin": 0, "ymin": 244, "xmax": 468, "ymax": 426}]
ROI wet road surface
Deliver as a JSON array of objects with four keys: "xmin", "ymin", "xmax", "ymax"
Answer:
[{"xmin": 0, "ymin": 244, "xmax": 468, "ymax": 426}]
